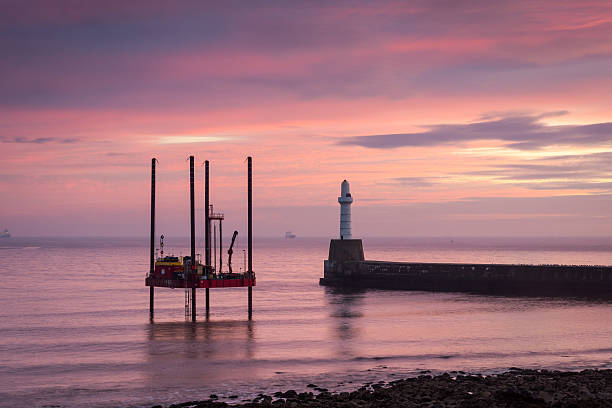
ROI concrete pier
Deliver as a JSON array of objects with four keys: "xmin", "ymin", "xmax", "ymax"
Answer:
[{"xmin": 321, "ymin": 240, "xmax": 612, "ymax": 297}]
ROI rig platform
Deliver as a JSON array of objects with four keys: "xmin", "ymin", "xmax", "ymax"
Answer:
[{"xmin": 146, "ymin": 156, "xmax": 255, "ymax": 320}]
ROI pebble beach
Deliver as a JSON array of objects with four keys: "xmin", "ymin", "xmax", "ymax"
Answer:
[{"xmin": 154, "ymin": 369, "xmax": 612, "ymax": 408}]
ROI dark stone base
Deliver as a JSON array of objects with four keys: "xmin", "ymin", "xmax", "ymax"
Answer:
[{"xmin": 327, "ymin": 239, "xmax": 364, "ymax": 263}]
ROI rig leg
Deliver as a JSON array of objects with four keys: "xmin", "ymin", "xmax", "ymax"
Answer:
[
  {"xmin": 149, "ymin": 286, "xmax": 154, "ymax": 317},
  {"xmin": 191, "ymin": 288, "xmax": 196, "ymax": 321},
  {"xmin": 248, "ymin": 286, "xmax": 252, "ymax": 319},
  {"xmin": 205, "ymin": 288, "xmax": 210, "ymax": 316}
]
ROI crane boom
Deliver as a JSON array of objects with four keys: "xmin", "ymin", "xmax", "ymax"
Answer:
[{"xmin": 227, "ymin": 230, "xmax": 238, "ymax": 273}]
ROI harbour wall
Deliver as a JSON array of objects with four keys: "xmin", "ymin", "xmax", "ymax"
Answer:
[{"xmin": 320, "ymin": 239, "xmax": 612, "ymax": 297}]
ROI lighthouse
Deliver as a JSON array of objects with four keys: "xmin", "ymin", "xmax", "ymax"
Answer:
[
  {"xmin": 338, "ymin": 180, "xmax": 353, "ymax": 239},
  {"xmin": 323, "ymin": 179, "xmax": 363, "ymax": 280}
]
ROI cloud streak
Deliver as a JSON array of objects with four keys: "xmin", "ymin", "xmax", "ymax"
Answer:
[
  {"xmin": 465, "ymin": 151, "xmax": 612, "ymax": 192},
  {"xmin": 1, "ymin": 136, "xmax": 78, "ymax": 144},
  {"xmin": 389, "ymin": 177, "xmax": 441, "ymax": 188},
  {"xmin": 339, "ymin": 113, "xmax": 612, "ymax": 150}
]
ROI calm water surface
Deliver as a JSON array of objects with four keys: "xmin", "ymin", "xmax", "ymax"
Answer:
[{"xmin": 0, "ymin": 236, "xmax": 611, "ymax": 407}]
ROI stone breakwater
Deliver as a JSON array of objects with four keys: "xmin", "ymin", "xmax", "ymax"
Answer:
[
  {"xmin": 154, "ymin": 369, "xmax": 612, "ymax": 408},
  {"xmin": 320, "ymin": 239, "xmax": 612, "ymax": 297}
]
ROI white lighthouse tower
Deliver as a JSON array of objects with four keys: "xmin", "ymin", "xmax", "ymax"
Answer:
[{"xmin": 338, "ymin": 180, "xmax": 353, "ymax": 239}]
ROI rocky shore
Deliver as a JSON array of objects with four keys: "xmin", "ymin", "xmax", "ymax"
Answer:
[{"xmin": 153, "ymin": 368, "xmax": 612, "ymax": 408}]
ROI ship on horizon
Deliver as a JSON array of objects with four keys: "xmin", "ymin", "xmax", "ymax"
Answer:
[
  {"xmin": 285, "ymin": 231, "xmax": 296, "ymax": 239},
  {"xmin": 0, "ymin": 229, "xmax": 10, "ymax": 238}
]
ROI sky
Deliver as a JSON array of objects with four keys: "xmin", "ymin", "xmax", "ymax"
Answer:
[{"xmin": 1, "ymin": 0, "xmax": 612, "ymax": 237}]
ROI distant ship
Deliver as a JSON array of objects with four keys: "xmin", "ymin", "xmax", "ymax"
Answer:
[
  {"xmin": 285, "ymin": 231, "xmax": 296, "ymax": 239},
  {"xmin": 0, "ymin": 229, "xmax": 10, "ymax": 238}
]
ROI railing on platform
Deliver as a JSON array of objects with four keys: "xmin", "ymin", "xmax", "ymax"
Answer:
[
  {"xmin": 184, "ymin": 288, "xmax": 191, "ymax": 318},
  {"xmin": 145, "ymin": 275, "xmax": 256, "ymax": 289}
]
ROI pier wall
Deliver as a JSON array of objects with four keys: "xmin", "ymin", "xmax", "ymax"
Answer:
[{"xmin": 321, "ymin": 240, "xmax": 612, "ymax": 297}]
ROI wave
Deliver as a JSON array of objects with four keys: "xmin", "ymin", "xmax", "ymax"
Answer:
[{"xmin": 0, "ymin": 246, "xmax": 40, "ymax": 250}]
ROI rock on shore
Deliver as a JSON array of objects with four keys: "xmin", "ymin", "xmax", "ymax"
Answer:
[{"xmin": 155, "ymin": 369, "xmax": 612, "ymax": 408}]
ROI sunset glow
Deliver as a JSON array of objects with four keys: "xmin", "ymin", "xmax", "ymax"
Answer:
[{"xmin": 1, "ymin": 0, "xmax": 611, "ymax": 237}]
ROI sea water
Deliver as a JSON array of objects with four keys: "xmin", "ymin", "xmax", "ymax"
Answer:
[{"xmin": 0, "ymin": 236, "xmax": 611, "ymax": 407}]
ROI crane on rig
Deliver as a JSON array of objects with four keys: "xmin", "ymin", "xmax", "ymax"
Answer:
[{"xmin": 227, "ymin": 230, "xmax": 238, "ymax": 273}]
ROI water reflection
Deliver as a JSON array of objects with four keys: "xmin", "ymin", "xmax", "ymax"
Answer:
[
  {"xmin": 147, "ymin": 320, "xmax": 255, "ymax": 358},
  {"xmin": 144, "ymin": 320, "xmax": 256, "ymax": 387},
  {"xmin": 325, "ymin": 287, "xmax": 365, "ymax": 358}
]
